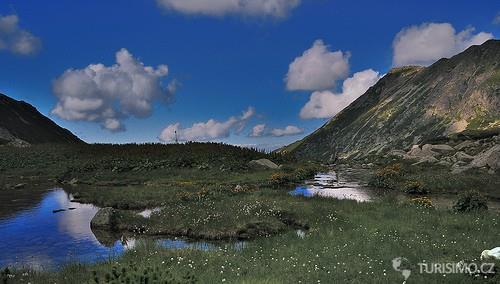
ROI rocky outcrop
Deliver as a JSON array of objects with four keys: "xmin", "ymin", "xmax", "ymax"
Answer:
[
  {"xmin": 91, "ymin": 207, "xmax": 117, "ymax": 229},
  {"xmin": 248, "ymin": 159, "xmax": 279, "ymax": 169}
]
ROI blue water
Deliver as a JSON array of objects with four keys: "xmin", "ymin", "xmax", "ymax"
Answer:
[{"xmin": 0, "ymin": 189, "xmax": 244, "ymax": 270}]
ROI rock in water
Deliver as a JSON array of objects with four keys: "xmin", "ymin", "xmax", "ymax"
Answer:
[
  {"xmin": 91, "ymin": 207, "xmax": 117, "ymax": 229},
  {"xmin": 248, "ymin": 159, "xmax": 279, "ymax": 169}
]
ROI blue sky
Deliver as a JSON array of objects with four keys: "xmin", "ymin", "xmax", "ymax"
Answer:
[{"xmin": 0, "ymin": 0, "xmax": 498, "ymax": 149}]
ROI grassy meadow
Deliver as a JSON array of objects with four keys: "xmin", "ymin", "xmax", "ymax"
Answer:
[{"xmin": 0, "ymin": 143, "xmax": 499, "ymax": 283}]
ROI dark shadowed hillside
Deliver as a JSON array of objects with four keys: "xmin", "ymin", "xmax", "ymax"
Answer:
[
  {"xmin": 284, "ymin": 39, "xmax": 500, "ymax": 161},
  {"xmin": 0, "ymin": 93, "xmax": 83, "ymax": 145}
]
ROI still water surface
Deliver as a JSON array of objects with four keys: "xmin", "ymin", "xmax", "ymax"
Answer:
[{"xmin": 0, "ymin": 189, "xmax": 243, "ymax": 270}]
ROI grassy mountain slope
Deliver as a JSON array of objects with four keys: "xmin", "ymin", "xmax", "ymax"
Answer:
[{"xmin": 286, "ymin": 39, "xmax": 500, "ymax": 161}]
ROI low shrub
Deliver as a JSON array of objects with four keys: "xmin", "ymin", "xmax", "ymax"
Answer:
[
  {"xmin": 453, "ymin": 190, "xmax": 488, "ymax": 213},
  {"xmin": 403, "ymin": 180, "xmax": 428, "ymax": 194},
  {"xmin": 369, "ymin": 163, "xmax": 403, "ymax": 189},
  {"xmin": 269, "ymin": 172, "xmax": 293, "ymax": 187}
]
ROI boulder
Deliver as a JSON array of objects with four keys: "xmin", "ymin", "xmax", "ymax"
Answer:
[
  {"xmin": 422, "ymin": 144, "xmax": 455, "ymax": 154},
  {"xmin": 248, "ymin": 159, "xmax": 279, "ymax": 169},
  {"xmin": 470, "ymin": 145, "xmax": 500, "ymax": 171},
  {"xmin": 91, "ymin": 207, "xmax": 117, "ymax": 229},
  {"xmin": 454, "ymin": 140, "xmax": 474, "ymax": 151},
  {"xmin": 453, "ymin": 151, "xmax": 474, "ymax": 162},
  {"xmin": 405, "ymin": 145, "xmax": 438, "ymax": 160}
]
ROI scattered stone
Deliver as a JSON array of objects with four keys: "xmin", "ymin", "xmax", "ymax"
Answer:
[
  {"xmin": 424, "ymin": 144, "xmax": 455, "ymax": 153},
  {"xmin": 14, "ymin": 183, "xmax": 26, "ymax": 189},
  {"xmin": 470, "ymin": 145, "xmax": 500, "ymax": 172},
  {"xmin": 405, "ymin": 145, "xmax": 439, "ymax": 159},
  {"xmin": 234, "ymin": 184, "xmax": 243, "ymax": 191},
  {"xmin": 91, "ymin": 207, "xmax": 117, "ymax": 229},
  {"xmin": 248, "ymin": 159, "xmax": 279, "ymax": 169},
  {"xmin": 388, "ymin": 150, "xmax": 406, "ymax": 158},
  {"xmin": 453, "ymin": 151, "xmax": 474, "ymax": 162},
  {"xmin": 437, "ymin": 160, "xmax": 452, "ymax": 167},
  {"xmin": 411, "ymin": 156, "xmax": 438, "ymax": 165},
  {"xmin": 68, "ymin": 178, "xmax": 79, "ymax": 185}
]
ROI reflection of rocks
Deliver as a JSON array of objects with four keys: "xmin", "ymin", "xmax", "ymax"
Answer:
[
  {"xmin": 92, "ymin": 229, "xmax": 121, "ymax": 247},
  {"xmin": 91, "ymin": 207, "xmax": 117, "ymax": 229}
]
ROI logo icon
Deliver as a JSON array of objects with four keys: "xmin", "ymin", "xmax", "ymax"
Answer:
[{"xmin": 392, "ymin": 257, "xmax": 411, "ymax": 283}]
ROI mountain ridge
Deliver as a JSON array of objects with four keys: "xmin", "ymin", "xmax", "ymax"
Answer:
[
  {"xmin": 0, "ymin": 93, "xmax": 83, "ymax": 145},
  {"xmin": 284, "ymin": 39, "xmax": 500, "ymax": 161}
]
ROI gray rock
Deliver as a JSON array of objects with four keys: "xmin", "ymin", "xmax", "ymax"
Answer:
[
  {"xmin": 91, "ymin": 207, "xmax": 117, "ymax": 229},
  {"xmin": 411, "ymin": 156, "xmax": 439, "ymax": 165},
  {"xmin": 437, "ymin": 160, "xmax": 452, "ymax": 167},
  {"xmin": 470, "ymin": 145, "xmax": 500, "ymax": 171},
  {"xmin": 453, "ymin": 151, "xmax": 474, "ymax": 162},
  {"xmin": 454, "ymin": 140, "xmax": 475, "ymax": 151},
  {"xmin": 14, "ymin": 183, "xmax": 26, "ymax": 189},
  {"xmin": 248, "ymin": 159, "xmax": 279, "ymax": 169},
  {"xmin": 422, "ymin": 144, "xmax": 455, "ymax": 153},
  {"xmin": 405, "ymin": 145, "xmax": 439, "ymax": 160}
]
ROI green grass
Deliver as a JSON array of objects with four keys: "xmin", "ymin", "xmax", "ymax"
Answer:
[
  {"xmin": 2, "ymin": 143, "xmax": 499, "ymax": 283},
  {"xmin": 6, "ymin": 196, "xmax": 500, "ymax": 283}
]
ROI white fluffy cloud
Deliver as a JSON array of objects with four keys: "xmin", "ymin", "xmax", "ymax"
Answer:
[
  {"xmin": 250, "ymin": 124, "xmax": 266, "ymax": 137},
  {"xmin": 159, "ymin": 107, "xmax": 255, "ymax": 142},
  {"xmin": 300, "ymin": 69, "xmax": 381, "ymax": 119},
  {"xmin": 0, "ymin": 14, "xmax": 41, "ymax": 55},
  {"xmin": 157, "ymin": 0, "xmax": 300, "ymax": 18},
  {"xmin": 52, "ymin": 49, "xmax": 175, "ymax": 132},
  {"xmin": 285, "ymin": 40, "xmax": 350, "ymax": 91},
  {"xmin": 270, "ymin": 125, "xmax": 303, "ymax": 137},
  {"xmin": 249, "ymin": 123, "xmax": 303, "ymax": 137},
  {"xmin": 392, "ymin": 22, "xmax": 493, "ymax": 66}
]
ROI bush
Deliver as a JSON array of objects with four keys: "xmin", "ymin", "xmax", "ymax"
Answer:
[
  {"xmin": 369, "ymin": 163, "xmax": 403, "ymax": 189},
  {"xmin": 269, "ymin": 172, "xmax": 293, "ymax": 187},
  {"xmin": 403, "ymin": 180, "xmax": 428, "ymax": 194},
  {"xmin": 453, "ymin": 190, "xmax": 488, "ymax": 213}
]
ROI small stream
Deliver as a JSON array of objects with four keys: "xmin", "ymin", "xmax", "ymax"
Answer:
[{"xmin": 289, "ymin": 170, "xmax": 500, "ymax": 211}]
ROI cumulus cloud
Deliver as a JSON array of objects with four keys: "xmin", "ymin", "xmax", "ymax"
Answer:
[
  {"xmin": 0, "ymin": 14, "xmax": 41, "ymax": 55},
  {"xmin": 249, "ymin": 123, "xmax": 303, "ymax": 137},
  {"xmin": 494, "ymin": 12, "xmax": 500, "ymax": 25},
  {"xmin": 250, "ymin": 124, "xmax": 266, "ymax": 137},
  {"xmin": 300, "ymin": 69, "xmax": 381, "ymax": 119},
  {"xmin": 52, "ymin": 48, "xmax": 175, "ymax": 132},
  {"xmin": 157, "ymin": 0, "xmax": 300, "ymax": 18},
  {"xmin": 159, "ymin": 107, "xmax": 255, "ymax": 142},
  {"xmin": 392, "ymin": 22, "xmax": 494, "ymax": 66},
  {"xmin": 285, "ymin": 40, "xmax": 350, "ymax": 91}
]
